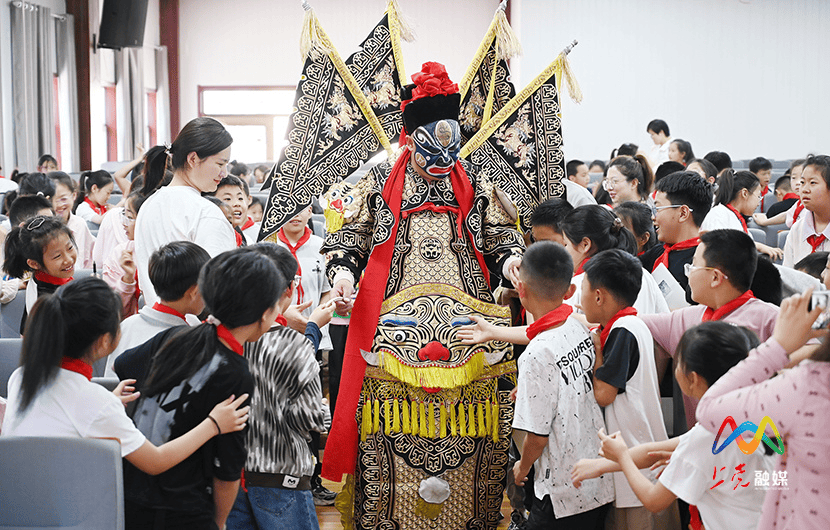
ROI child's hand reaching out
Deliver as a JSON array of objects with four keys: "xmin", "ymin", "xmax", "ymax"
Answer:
[
  {"xmin": 309, "ymin": 298, "xmax": 337, "ymax": 328},
  {"xmin": 598, "ymin": 428, "xmax": 629, "ymax": 463}
]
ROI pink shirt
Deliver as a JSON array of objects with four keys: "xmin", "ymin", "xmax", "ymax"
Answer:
[
  {"xmin": 641, "ymin": 298, "xmax": 779, "ymax": 427},
  {"xmin": 697, "ymin": 339, "xmax": 830, "ymax": 530}
]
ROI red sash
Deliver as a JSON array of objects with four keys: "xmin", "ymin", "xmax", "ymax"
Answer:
[
  {"xmin": 84, "ymin": 197, "xmax": 107, "ymax": 216},
  {"xmin": 599, "ymin": 307, "xmax": 638, "ymax": 349},
  {"xmin": 34, "ymin": 271, "xmax": 73, "ymax": 286},
  {"xmin": 322, "ymin": 151, "xmax": 486, "ymax": 481},
  {"xmin": 279, "ymin": 227, "xmax": 312, "ymax": 304},
  {"xmin": 152, "ymin": 302, "xmax": 187, "ymax": 323},
  {"xmin": 60, "ymin": 357, "xmax": 92, "ymax": 380},
  {"xmin": 725, "ymin": 204, "xmax": 748, "ymax": 233},
  {"xmin": 652, "ymin": 237, "xmax": 699, "ymax": 272},
  {"xmin": 216, "ymin": 324, "xmax": 244, "ymax": 355},
  {"xmin": 701, "ymin": 290, "xmax": 755, "ymax": 322},
  {"xmin": 526, "ymin": 304, "xmax": 573, "ymax": 340}
]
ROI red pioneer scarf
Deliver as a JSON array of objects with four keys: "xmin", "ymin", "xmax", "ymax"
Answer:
[
  {"xmin": 652, "ymin": 237, "xmax": 700, "ymax": 272},
  {"xmin": 725, "ymin": 204, "xmax": 748, "ymax": 233},
  {"xmin": 322, "ymin": 150, "xmax": 487, "ymax": 481},
  {"xmin": 573, "ymin": 257, "xmax": 590, "ymax": 277},
  {"xmin": 34, "ymin": 271, "xmax": 73, "ymax": 286},
  {"xmin": 526, "ymin": 304, "xmax": 573, "ymax": 340},
  {"xmin": 241, "ymin": 217, "xmax": 255, "ymax": 231},
  {"xmin": 701, "ymin": 290, "xmax": 755, "ymax": 322},
  {"xmin": 807, "ymin": 234, "xmax": 827, "ymax": 253},
  {"xmin": 60, "ymin": 357, "xmax": 92, "ymax": 380},
  {"xmin": 760, "ymin": 185, "xmax": 769, "ymax": 211},
  {"xmin": 792, "ymin": 200, "xmax": 805, "ymax": 223},
  {"xmin": 782, "ymin": 193, "xmax": 798, "ymax": 202},
  {"xmin": 216, "ymin": 324, "xmax": 243, "ymax": 355},
  {"xmin": 152, "ymin": 302, "xmax": 187, "ymax": 323},
  {"xmin": 279, "ymin": 226, "xmax": 311, "ymax": 304},
  {"xmin": 275, "ymin": 314, "xmax": 288, "ymax": 326},
  {"xmin": 599, "ymin": 307, "xmax": 638, "ymax": 349},
  {"xmin": 84, "ymin": 197, "xmax": 107, "ymax": 216}
]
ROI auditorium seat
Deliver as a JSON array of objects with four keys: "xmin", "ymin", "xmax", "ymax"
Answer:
[{"xmin": 0, "ymin": 338, "xmax": 22, "ymax": 398}]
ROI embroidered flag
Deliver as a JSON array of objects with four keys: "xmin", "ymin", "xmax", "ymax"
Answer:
[{"xmin": 258, "ymin": 2, "xmax": 410, "ymax": 241}]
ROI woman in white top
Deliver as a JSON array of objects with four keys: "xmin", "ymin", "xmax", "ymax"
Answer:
[
  {"xmin": 700, "ymin": 169, "xmax": 783, "ymax": 260},
  {"xmin": 1, "ymin": 277, "xmax": 249, "ymax": 474},
  {"xmin": 134, "ymin": 117, "xmax": 237, "ymax": 306}
]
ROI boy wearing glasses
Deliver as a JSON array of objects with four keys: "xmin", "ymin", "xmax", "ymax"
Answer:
[
  {"xmin": 640, "ymin": 229, "xmax": 779, "ymax": 432},
  {"xmin": 639, "ymin": 171, "xmax": 712, "ymax": 295}
]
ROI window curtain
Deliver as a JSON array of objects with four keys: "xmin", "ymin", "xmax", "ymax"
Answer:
[
  {"xmin": 10, "ymin": 1, "xmax": 56, "ymax": 172},
  {"xmin": 116, "ymin": 48, "xmax": 144, "ymax": 160},
  {"xmin": 55, "ymin": 14, "xmax": 79, "ymax": 172},
  {"xmin": 154, "ymin": 47, "xmax": 171, "ymax": 146}
]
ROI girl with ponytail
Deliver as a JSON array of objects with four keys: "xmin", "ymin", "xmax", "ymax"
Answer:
[
  {"xmin": 134, "ymin": 117, "xmax": 237, "ymax": 306},
  {"xmin": 560, "ymin": 205, "xmax": 668, "ymax": 315},
  {"xmin": 701, "ymin": 169, "xmax": 783, "ymax": 259},
  {"xmin": 603, "ymin": 154, "xmax": 655, "ymax": 206},
  {"xmin": 114, "ymin": 248, "xmax": 283, "ymax": 529},
  {"xmin": 74, "ymin": 169, "xmax": 114, "ymax": 224},
  {"xmin": 1, "ymin": 277, "xmax": 250, "ymax": 477}
]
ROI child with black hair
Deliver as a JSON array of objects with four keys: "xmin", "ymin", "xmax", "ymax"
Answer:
[
  {"xmin": 213, "ymin": 175, "xmax": 258, "ymax": 245},
  {"xmin": 764, "ymin": 175, "xmax": 798, "ymax": 218},
  {"xmin": 783, "ymin": 154, "xmax": 830, "ymax": 267},
  {"xmin": 561, "ymin": 205, "xmax": 668, "ymax": 316},
  {"xmin": 93, "ymin": 173, "xmax": 147, "ymax": 270},
  {"xmin": 105, "ymin": 241, "xmax": 210, "ymax": 376},
  {"xmin": 74, "ymin": 170, "xmax": 114, "ymax": 225},
  {"xmin": 7, "ymin": 195, "xmax": 54, "ymax": 227},
  {"xmin": 239, "ymin": 178, "xmax": 261, "ymax": 242},
  {"xmin": 748, "ymin": 156, "xmax": 773, "ymax": 211},
  {"xmin": 794, "ymin": 251, "xmax": 828, "ymax": 279},
  {"xmin": 703, "ymin": 151, "xmax": 732, "ymax": 178},
  {"xmin": 580, "ymin": 249, "xmax": 675, "ymax": 530},
  {"xmin": 36, "ymin": 154, "xmax": 58, "ymax": 173},
  {"xmin": 686, "ymin": 158, "xmax": 718, "ymax": 184},
  {"xmin": 615, "ymin": 201, "xmax": 658, "ymax": 256},
  {"xmin": 512, "ymin": 242, "xmax": 614, "ymax": 529},
  {"xmin": 571, "ymin": 320, "xmax": 775, "ymax": 530},
  {"xmin": 667, "ymin": 139, "xmax": 694, "ymax": 166},
  {"xmin": 102, "ymin": 191, "xmax": 149, "ymax": 320},
  {"xmin": 529, "ymin": 197, "xmax": 573, "ymax": 246},
  {"xmin": 4, "ymin": 216, "xmax": 77, "ymax": 334},
  {"xmin": 114, "ymin": 249, "xmax": 279, "ymax": 529},
  {"xmin": 566, "ymin": 159, "xmax": 590, "ymax": 188},
  {"xmin": 226, "ymin": 243, "xmax": 334, "ymax": 529},
  {"xmin": 640, "ymin": 171, "xmax": 713, "ymax": 296},
  {"xmin": 640, "ymin": 229, "xmax": 780, "ymax": 431},
  {"xmin": 249, "ymin": 196, "xmax": 264, "ymax": 224},
  {"xmin": 1, "ymin": 277, "xmax": 250, "ymax": 476},
  {"xmin": 700, "ymin": 169, "xmax": 783, "ymax": 260},
  {"xmin": 756, "ymin": 159, "xmax": 808, "ymax": 228},
  {"xmin": 49, "ymin": 171, "xmax": 96, "ymax": 269}
]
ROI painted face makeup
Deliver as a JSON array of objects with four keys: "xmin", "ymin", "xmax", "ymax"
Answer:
[{"xmin": 411, "ymin": 119, "xmax": 461, "ymax": 178}]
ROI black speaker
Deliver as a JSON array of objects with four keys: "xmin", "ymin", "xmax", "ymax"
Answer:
[{"xmin": 97, "ymin": 0, "xmax": 149, "ymax": 50}]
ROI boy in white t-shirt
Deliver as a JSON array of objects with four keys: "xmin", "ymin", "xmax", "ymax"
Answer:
[
  {"xmin": 513, "ymin": 242, "xmax": 614, "ymax": 530},
  {"xmin": 580, "ymin": 249, "xmax": 677, "ymax": 530}
]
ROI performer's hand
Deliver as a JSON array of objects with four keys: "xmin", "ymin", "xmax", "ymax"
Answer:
[
  {"xmin": 285, "ymin": 301, "xmax": 311, "ymax": 333},
  {"xmin": 457, "ymin": 315, "xmax": 496, "ymax": 344},
  {"xmin": 333, "ymin": 279, "xmax": 355, "ymax": 314}
]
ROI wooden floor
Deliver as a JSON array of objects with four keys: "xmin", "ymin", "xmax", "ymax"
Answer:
[{"xmin": 315, "ymin": 478, "xmax": 514, "ymax": 530}]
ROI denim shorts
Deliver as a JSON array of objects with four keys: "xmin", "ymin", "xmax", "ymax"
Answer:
[{"xmin": 226, "ymin": 486, "xmax": 319, "ymax": 530}]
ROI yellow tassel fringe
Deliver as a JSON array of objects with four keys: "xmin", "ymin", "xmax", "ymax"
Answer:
[{"xmin": 378, "ymin": 351, "xmax": 485, "ymax": 391}]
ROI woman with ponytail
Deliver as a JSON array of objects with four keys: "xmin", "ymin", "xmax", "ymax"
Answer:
[
  {"xmin": 701, "ymin": 169, "xmax": 783, "ymax": 259},
  {"xmin": 1, "ymin": 277, "xmax": 250, "ymax": 476},
  {"xmin": 134, "ymin": 117, "xmax": 237, "ymax": 306},
  {"xmin": 561, "ymin": 205, "xmax": 668, "ymax": 316},
  {"xmin": 603, "ymin": 154, "xmax": 655, "ymax": 206},
  {"xmin": 114, "ymin": 248, "xmax": 283, "ymax": 530}
]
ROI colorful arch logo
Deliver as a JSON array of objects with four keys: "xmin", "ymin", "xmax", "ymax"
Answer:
[{"xmin": 711, "ymin": 416, "xmax": 785, "ymax": 455}]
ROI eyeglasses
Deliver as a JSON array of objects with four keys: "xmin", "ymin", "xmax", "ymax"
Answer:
[
  {"xmin": 684, "ymin": 263, "xmax": 728, "ymax": 279},
  {"xmin": 602, "ymin": 178, "xmax": 628, "ymax": 191},
  {"xmin": 121, "ymin": 210, "xmax": 136, "ymax": 225},
  {"xmin": 653, "ymin": 204, "xmax": 692, "ymax": 213}
]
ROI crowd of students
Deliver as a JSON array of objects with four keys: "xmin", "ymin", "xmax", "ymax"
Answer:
[{"xmin": 0, "ymin": 114, "xmax": 827, "ymax": 530}]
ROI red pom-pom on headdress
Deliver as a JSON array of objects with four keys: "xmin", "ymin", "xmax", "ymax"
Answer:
[
  {"xmin": 400, "ymin": 62, "xmax": 461, "ymax": 135},
  {"xmin": 410, "ymin": 62, "xmax": 459, "ymax": 101}
]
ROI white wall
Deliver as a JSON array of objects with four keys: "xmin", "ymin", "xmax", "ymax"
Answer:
[
  {"xmin": 0, "ymin": 0, "xmax": 66, "ymax": 174},
  {"xmin": 515, "ymin": 0, "xmax": 830, "ymax": 162},
  {"xmin": 178, "ymin": 0, "xmax": 501, "ymax": 126}
]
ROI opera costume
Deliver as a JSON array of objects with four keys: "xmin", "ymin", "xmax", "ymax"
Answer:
[{"xmin": 321, "ymin": 63, "xmax": 525, "ymax": 530}]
